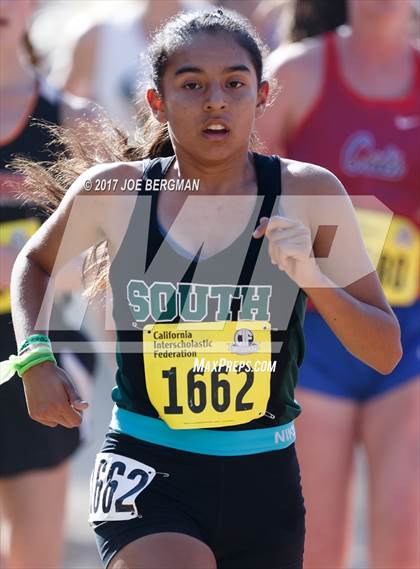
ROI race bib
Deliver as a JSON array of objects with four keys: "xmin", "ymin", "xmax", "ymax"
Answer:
[
  {"xmin": 143, "ymin": 321, "xmax": 272, "ymax": 429},
  {"xmin": 89, "ymin": 452, "xmax": 156, "ymax": 523},
  {"xmin": 356, "ymin": 209, "xmax": 419, "ymax": 306},
  {"xmin": 0, "ymin": 218, "xmax": 41, "ymax": 314}
]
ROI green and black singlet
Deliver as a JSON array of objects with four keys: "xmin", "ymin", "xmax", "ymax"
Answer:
[{"xmin": 108, "ymin": 153, "xmax": 306, "ymax": 452}]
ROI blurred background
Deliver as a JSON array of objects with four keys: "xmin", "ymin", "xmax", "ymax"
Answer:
[{"xmin": 1, "ymin": 1, "xmax": 419, "ymax": 568}]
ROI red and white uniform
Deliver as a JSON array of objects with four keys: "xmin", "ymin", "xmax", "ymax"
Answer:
[{"xmin": 286, "ymin": 33, "xmax": 420, "ymax": 307}]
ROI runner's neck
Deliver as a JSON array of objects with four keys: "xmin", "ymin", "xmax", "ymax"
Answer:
[
  {"xmin": 343, "ymin": 23, "xmax": 411, "ymax": 65},
  {"xmin": 168, "ymin": 150, "xmax": 258, "ymax": 196}
]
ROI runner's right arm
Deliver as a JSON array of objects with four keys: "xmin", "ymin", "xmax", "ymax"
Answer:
[{"xmin": 10, "ymin": 163, "xmax": 124, "ymax": 428}]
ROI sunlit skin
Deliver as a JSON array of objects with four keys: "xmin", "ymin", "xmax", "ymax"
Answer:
[
  {"xmin": 0, "ymin": 0, "xmax": 35, "ymax": 49},
  {"xmin": 147, "ymin": 32, "xmax": 269, "ymax": 193},
  {"xmin": 0, "ymin": 0, "xmax": 37, "ymax": 143},
  {"xmin": 0, "ymin": 0, "xmax": 36, "ymax": 85},
  {"xmin": 349, "ymin": 0, "xmax": 412, "ymax": 23},
  {"xmin": 338, "ymin": 1, "xmax": 414, "ymax": 97},
  {"xmin": 347, "ymin": 0, "xmax": 412, "ymax": 57}
]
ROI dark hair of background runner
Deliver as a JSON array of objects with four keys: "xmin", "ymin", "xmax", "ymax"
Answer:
[{"xmin": 290, "ymin": 0, "xmax": 347, "ymax": 42}]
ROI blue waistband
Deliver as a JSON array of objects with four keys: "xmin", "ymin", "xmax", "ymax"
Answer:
[{"xmin": 109, "ymin": 406, "xmax": 296, "ymax": 456}]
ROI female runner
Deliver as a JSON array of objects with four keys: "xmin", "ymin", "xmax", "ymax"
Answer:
[
  {"xmin": 7, "ymin": 9, "xmax": 401, "ymax": 569},
  {"xmin": 259, "ymin": 0, "xmax": 419, "ymax": 566}
]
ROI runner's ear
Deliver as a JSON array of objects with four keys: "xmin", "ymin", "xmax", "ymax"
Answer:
[
  {"xmin": 146, "ymin": 89, "xmax": 167, "ymax": 123},
  {"xmin": 256, "ymin": 81, "xmax": 269, "ymax": 118}
]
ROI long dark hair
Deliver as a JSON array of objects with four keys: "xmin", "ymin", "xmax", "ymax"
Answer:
[
  {"xmin": 289, "ymin": 0, "xmax": 347, "ymax": 42},
  {"xmin": 12, "ymin": 9, "xmax": 269, "ymax": 297}
]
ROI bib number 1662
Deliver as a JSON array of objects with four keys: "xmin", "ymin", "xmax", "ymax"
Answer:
[{"xmin": 162, "ymin": 365, "xmax": 254, "ymax": 415}]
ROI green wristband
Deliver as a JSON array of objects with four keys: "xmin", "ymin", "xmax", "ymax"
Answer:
[
  {"xmin": 18, "ymin": 351, "xmax": 57, "ymax": 377},
  {"xmin": 0, "ymin": 346, "xmax": 56, "ymax": 385},
  {"xmin": 18, "ymin": 334, "xmax": 51, "ymax": 356}
]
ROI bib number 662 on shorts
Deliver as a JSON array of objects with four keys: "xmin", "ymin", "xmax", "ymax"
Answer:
[{"xmin": 89, "ymin": 453, "xmax": 156, "ymax": 522}]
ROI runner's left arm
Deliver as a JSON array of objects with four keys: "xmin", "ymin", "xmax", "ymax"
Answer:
[{"xmin": 253, "ymin": 163, "xmax": 402, "ymax": 374}]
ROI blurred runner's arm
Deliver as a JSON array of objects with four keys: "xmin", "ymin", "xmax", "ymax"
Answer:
[{"xmin": 63, "ymin": 25, "xmax": 100, "ymax": 99}]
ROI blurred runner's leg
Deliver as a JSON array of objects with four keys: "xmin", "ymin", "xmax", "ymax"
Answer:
[
  {"xmin": 295, "ymin": 388, "xmax": 357, "ymax": 568},
  {"xmin": 0, "ymin": 461, "xmax": 69, "ymax": 569},
  {"xmin": 361, "ymin": 378, "xmax": 420, "ymax": 569}
]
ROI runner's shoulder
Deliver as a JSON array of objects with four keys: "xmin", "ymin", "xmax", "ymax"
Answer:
[
  {"xmin": 265, "ymin": 37, "xmax": 325, "ymax": 119},
  {"xmin": 66, "ymin": 160, "xmax": 146, "ymax": 200},
  {"xmin": 281, "ymin": 158, "xmax": 346, "ymax": 197},
  {"xmin": 266, "ymin": 36, "xmax": 324, "ymax": 80}
]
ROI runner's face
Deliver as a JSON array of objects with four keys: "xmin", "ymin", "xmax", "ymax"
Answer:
[
  {"xmin": 149, "ymin": 32, "xmax": 268, "ymax": 162},
  {"xmin": 0, "ymin": 0, "xmax": 36, "ymax": 49}
]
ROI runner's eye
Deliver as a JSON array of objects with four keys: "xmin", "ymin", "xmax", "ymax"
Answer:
[
  {"xmin": 183, "ymin": 81, "xmax": 201, "ymax": 90},
  {"xmin": 227, "ymin": 80, "xmax": 244, "ymax": 89}
]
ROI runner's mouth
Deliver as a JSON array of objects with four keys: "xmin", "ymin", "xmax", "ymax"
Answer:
[{"xmin": 202, "ymin": 123, "xmax": 231, "ymax": 139}]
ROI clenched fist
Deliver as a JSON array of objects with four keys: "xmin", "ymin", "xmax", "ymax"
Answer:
[
  {"xmin": 21, "ymin": 360, "xmax": 89, "ymax": 428},
  {"xmin": 253, "ymin": 216, "xmax": 323, "ymax": 288}
]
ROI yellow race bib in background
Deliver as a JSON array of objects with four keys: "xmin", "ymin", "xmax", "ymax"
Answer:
[
  {"xmin": 356, "ymin": 209, "xmax": 419, "ymax": 306},
  {"xmin": 0, "ymin": 218, "xmax": 41, "ymax": 314}
]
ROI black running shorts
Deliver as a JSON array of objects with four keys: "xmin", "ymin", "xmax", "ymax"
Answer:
[
  {"xmin": 91, "ymin": 430, "xmax": 306, "ymax": 568},
  {"xmin": 0, "ymin": 375, "xmax": 80, "ymax": 477}
]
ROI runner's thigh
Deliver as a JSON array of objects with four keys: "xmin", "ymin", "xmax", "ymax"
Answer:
[{"xmin": 108, "ymin": 533, "xmax": 217, "ymax": 569}]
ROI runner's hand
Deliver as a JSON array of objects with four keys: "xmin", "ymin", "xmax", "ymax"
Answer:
[
  {"xmin": 21, "ymin": 360, "xmax": 89, "ymax": 428},
  {"xmin": 253, "ymin": 216, "xmax": 322, "ymax": 288}
]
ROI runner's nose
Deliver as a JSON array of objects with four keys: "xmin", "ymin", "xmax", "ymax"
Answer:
[{"xmin": 203, "ymin": 83, "xmax": 227, "ymax": 112}]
